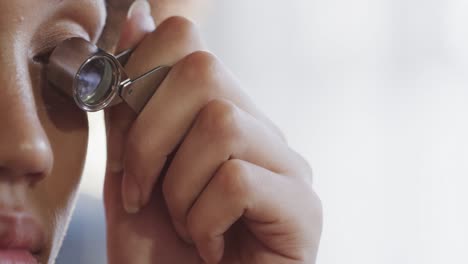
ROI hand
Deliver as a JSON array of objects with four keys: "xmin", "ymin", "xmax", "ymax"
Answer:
[{"xmin": 103, "ymin": 2, "xmax": 322, "ymax": 264}]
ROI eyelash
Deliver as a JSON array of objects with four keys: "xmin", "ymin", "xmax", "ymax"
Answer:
[{"xmin": 32, "ymin": 47, "xmax": 55, "ymax": 64}]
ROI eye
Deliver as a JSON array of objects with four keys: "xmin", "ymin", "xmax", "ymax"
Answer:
[{"xmin": 32, "ymin": 47, "xmax": 56, "ymax": 65}]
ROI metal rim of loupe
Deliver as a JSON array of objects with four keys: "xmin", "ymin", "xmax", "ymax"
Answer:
[{"xmin": 73, "ymin": 54, "xmax": 121, "ymax": 112}]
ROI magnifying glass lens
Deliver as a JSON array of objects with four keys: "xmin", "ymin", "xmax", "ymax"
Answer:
[{"xmin": 76, "ymin": 57, "xmax": 115, "ymax": 106}]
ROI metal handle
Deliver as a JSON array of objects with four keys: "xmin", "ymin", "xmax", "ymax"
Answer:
[
  {"xmin": 115, "ymin": 48, "xmax": 134, "ymax": 66},
  {"xmin": 120, "ymin": 66, "xmax": 172, "ymax": 113},
  {"xmin": 115, "ymin": 48, "xmax": 171, "ymax": 113}
]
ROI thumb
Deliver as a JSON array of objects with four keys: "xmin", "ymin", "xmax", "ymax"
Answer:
[
  {"xmin": 116, "ymin": 0, "xmax": 156, "ymax": 52},
  {"xmin": 104, "ymin": 0, "xmax": 156, "ymax": 215}
]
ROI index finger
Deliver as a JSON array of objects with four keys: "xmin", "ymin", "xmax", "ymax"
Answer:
[
  {"xmin": 105, "ymin": 0, "xmax": 157, "ymax": 174},
  {"xmin": 106, "ymin": 14, "xmax": 204, "ymax": 172},
  {"xmin": 105, "ymin": 15, "xmax": 206, "ymax": 214}
]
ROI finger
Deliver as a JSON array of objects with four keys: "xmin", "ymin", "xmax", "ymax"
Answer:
[
  {"xmin": 124, "ymin": 50, "xmax": 283, "ymax": 212},
  {"xmin": 118, "ymin": 16, "xmax": 206, "ymax": 213},
  {"xmin": 106, "ymin": 0, "xmax": 156, "ymax": 174},
  {"xmin": 104, "ymin": 0, "xmax": 156, "ymax": 215},
  {"xmin": 161, "ymin": 99, "xmax": 307, "ymax": 240},
  {"xmin": 116, "ymin": 0, "xmax": 156, "ymax": 52},
  {"xmin": 186, "ymin": 159, "xmax": 319, "ymax": 263}
]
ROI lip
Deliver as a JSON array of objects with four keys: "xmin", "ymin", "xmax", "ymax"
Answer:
[
  {"xmin": 0, "ymin": 249, "xmax": 38, "ymax": 264},
  {"xmin": 0, "ymin": 212, "xmax": 44, "ymax": 263}
]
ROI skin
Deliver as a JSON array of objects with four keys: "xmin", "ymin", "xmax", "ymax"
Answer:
[
  {"xmin": 0, "ymin": 0, "xmax": 322, "ymax": 263},
  {"xmin": 105, "ymin": 1, "xmax": 323, "ymax": 263},
  {"xmin": 0, "ymin": 0, "xmax": 106, "ymax": 263}
]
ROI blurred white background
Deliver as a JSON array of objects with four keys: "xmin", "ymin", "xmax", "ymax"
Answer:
[{"xmin": 59, "ymin": 0, "xmax": 468, "ymax": 263}]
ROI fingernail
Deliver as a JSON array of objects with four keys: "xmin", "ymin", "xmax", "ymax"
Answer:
[
  {"xmin": 123, "ymin": 173, "xmax": 141, "ymax": 214},
  {"xmin": 127, "ymin": 0, "xmax": 156, "ymax": 32}
]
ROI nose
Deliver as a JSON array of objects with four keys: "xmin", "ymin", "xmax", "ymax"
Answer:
[
  {"xmin": 0, "ymin": 68, "xmax": 53, "ymax": 185},
  {"xmin": 0, "ymin": 128, "xmax": 52, "ymax": 183},
  {"xmin": 0, "ymin": 122, "xmax": 53, "ymax": 183}
]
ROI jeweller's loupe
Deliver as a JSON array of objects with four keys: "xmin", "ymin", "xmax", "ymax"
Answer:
[{"xmin": 47, "ymin": 37, "xmax": 170, "ymax": 113}]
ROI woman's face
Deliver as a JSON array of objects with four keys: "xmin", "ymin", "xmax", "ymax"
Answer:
[
  {"xmin": 0, "ymin": 0, "xmax": 106, "ymax": 263},
  {"xmin": 0, "ymin": 0, "xmax": 201, "ymax": 262}
]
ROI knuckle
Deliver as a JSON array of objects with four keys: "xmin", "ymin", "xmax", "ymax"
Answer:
[
  {"xmin": 157, "ymin": 16, "xmax": 199, "ymax": 43},
  {"xmin": 215, "ymin": 160, "xmax": 251, "ymax": 198},
  {"xmin": 129, "ymin": 16, "xmax": 202, "ymax": 69},
  {"xmin": 197, "ymin": 100, "xmax": 243, "ymax": 145},
  {"xmin": 178, "ymin": 51, "xmax": 221, "ymax": 92}
]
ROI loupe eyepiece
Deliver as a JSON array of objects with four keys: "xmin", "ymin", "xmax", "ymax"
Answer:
[
  {"xmin": 47, "ymin": 37, "xmax": 171, "ymax": 113},
  {"xmin": 47, "ymin": 38, "xmax": 124, "ymax": 112}
]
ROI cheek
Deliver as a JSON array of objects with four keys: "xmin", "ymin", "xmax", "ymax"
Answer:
[
  {"xmin": 31, "ymin": 64, "xmax": 89, "ymax": 260},
  {"xmin": 36, "ymin": 107, "xmax": 88, "ymax": 261},
  {"xmin": 40, "ymin": 118, "xmax": 88, "ymax": 260},
  {"xmin": 38, "ymin": 111, "xmax": 88, "ymax": 209}
]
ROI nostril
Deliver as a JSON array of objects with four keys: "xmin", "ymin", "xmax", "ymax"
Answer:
[
  {"xmin": 27, "ymin": 172, "xmax": 46, "ymax": 186},
  {"xmin": 0, "ymin": 169, "xmax": 46, "ymax": 185}
]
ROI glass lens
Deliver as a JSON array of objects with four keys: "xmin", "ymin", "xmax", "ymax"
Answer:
[{"xmin": 76, "ymin": 57, "xmax": 115, "ymax": 106}]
